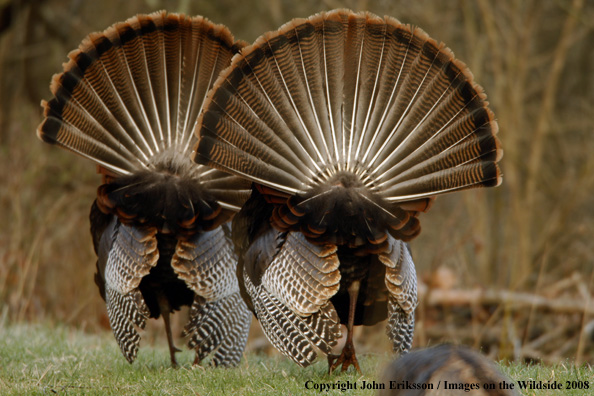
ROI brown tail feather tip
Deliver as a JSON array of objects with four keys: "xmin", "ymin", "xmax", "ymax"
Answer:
[
  {"xmin": 193, "ymin": 8, "xmax": 502, "ymax": 203},
  {"xmin": 37, "ymin": 10, "xmax": 244, "ymax": 174}
]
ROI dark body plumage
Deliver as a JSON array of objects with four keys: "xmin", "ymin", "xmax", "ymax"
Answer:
[
  {"xmin": 195, "ymin": 9, "xmax": 502, "ymax": 371},
  {"xmin": 38, "ymin": 11, "xmax": 251, "ymax": 367}
]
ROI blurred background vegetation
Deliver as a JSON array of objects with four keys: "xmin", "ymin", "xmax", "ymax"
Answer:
[{"xmin": 0, "ymin": 0, "xmax": 592, "ymax": 366}]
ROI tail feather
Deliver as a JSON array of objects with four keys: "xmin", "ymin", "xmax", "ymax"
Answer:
[
  {"xmin": 201, "ymin": 107, "xmax": 308, "ymax": 180},
  {"xmin": 317, "ymin": 14, "xmax": 347, "ymax": 166},
  {"xmin": 377, "ymin": 131, "xmax": 501, "ymax": 193},
  {"xmin": 39, "ymin": 116, "xmax": 139, "ymax": 174},
  {"xmin": 204, "ymin": 53, "xmax": 322, "ymax": 177},
  {"xmin": 195, "ymin": 9, "xmax": 501, "ymax": 206},
  {"xmin": 132, "ymin": 14, "xmax": 169, "ymax": 149},
  {"xmin": 350, "ymin": 18, "xmax": 390, "ymax": 165},
  {"xmin": 199, "ymin": 135, "xmax": 305, "ymax": 194},
  {"xmin": 345, "ymin": 14, "xmax": 388, "ymax": 170},
  {"xmin": 264, "ymin": 26, "xmax": 332, "ymax": 169},
  {"xmin": 42, "ymin": 60, "xmax": 151, "ymax": 168},
  {"xmin": 38, "ymin": 11, "xmax": 242, "ymax": 175},
  {"xmin": 382, "ymin": 162, "xmax": 501, "ymax": 202},
  {"xmin": 117, "ymin": 18, "xmax": 165, "ymax": 151},
  {"xmin": 289, "ymin": 20, "xmax": 337, "ymax": 166},
  {"xmin": 91, "ymin": 27, "xmax": 162, "ymax": 157}
]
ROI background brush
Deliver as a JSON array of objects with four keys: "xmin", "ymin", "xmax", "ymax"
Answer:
[
  {"xmin": 379, "ymin": 345, "xmax": 518, "ymax": 396},
  {"xmin": 37, "ymin": 10, "xmax": 252, "ymax": 367},
  {"xmin": 195, "ymin": 9, "xmax": 501, "ymax": 372}
]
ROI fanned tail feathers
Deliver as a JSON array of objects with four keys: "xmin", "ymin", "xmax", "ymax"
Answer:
[
  {"xmin": 37, "ymin": 10, "xmax": 249, "ymax": 210},
  {"xmin": 40, "ymin": 11, "xmax": 252, "ymax": 367},
  {"xmin": 190, "ymin": 7, "xmax": 502, "ymax": 369},
  {"xmin": 195, "ymin": 9, "xmax": 502, "ymax": 208}
]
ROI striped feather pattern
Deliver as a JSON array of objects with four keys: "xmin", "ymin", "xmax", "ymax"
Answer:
[
  {"xmin": 105, "ymin": 287, "xmax": 150, "ymax": 363},
  {"xmin": 195, "ymin": 8, "xmax": 502, "ymax": 370},
  {"xmin": 103, "ymin": 222, "xmax": 159, "ymax": 295},
  {"xmin": 387, "ymin": 301, "xmax": 415, "ymax": 355},
  {"xmin": 183, "ymin": 292, "xmax": 252, "ymax": 367},
  {"xmin": 172, "ymin": 225, "xmax": 239, "ymax": 300},
  {"xmin": 379, "ymin": 235, "xmax": 417, "ymax": 353},
  {"xmin": 38, "ymin": 10, "xmax": 248, "ymax": 210},
  {"xmin": 100, "ymin": 218, "xmax": 156, "ymax": 363},
  {"xmin": 260, "ymin": 232, "xmax": 340, "ymax": 316},
  {"xmin": 195, "ymin": 9, "xmax": 501, "ymax": 205},
  {"xmin": 98, "ymin": 213, "xmax": 251, "ymax": 366},
  {"xmin": 244, "ymin": 269, "xmax": 341, "ymax": 367},
  {"xmin": 172, "ymin": 225, "xmax": 251, "ymax": 366}
]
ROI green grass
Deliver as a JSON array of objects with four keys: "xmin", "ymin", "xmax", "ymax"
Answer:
[
  {"xmin": 1, "ymin": 324, "xmax": 592, "ymax": 395},
  {"xmin": 0, "ymin": 323, "xmax": 386, "ymax": 395},
  {"xmin": 505, "ymin": 364, "xmax": 594, "ymax": 396}
]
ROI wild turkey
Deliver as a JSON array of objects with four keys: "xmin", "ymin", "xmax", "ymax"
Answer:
[
  {"xmin": 37, "ymin": 11, "xmax": 252, "ymax": 367},
  {"xmin": 379, "ymin": 345, "xmax": 519, "ymax": 396},
  {"xmin": 195, "ymin": 9, "xmax": 502, "ymax": 372}
]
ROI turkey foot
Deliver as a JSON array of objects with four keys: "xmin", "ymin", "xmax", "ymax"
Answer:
[
  {"xmin": 328, "ymin": 340, "xmax": 361, "ymax": 373},
  {"xmin": 328, "ymin": 280, "xmax": 362, "ymax": 374}
]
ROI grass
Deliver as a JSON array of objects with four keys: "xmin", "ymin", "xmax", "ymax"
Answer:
[
  {"xmin": 0, "ymin": 323, "xmax": 385, "ymax": 395},
  {"xmin": 1, "ymin": 323, "xmax": 592, "ymax": 395}
]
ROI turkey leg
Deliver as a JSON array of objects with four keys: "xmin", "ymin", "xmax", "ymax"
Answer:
[
  {"xmin": 158, "ymin": 296, "xmax": 181, "ymax": 367},
  {"xmin": 328, "ymin": 280, "xmax": 362, "ymax": 374}
]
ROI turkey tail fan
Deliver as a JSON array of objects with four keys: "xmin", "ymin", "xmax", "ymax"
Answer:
[
  {"xmin": 194, "ymin": 9, "xmax": 502, "ymax": 208},
  {"xmin": 37, "ymin": 10, "xmax": 248, "ymax": 211}
]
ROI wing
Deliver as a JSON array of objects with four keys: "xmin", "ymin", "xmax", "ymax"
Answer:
[
  {"xmin": 379, "ymin": 235, "xmax": 418, "ymax": 354},
  {"xmin": 183, "ymin": 293, "xmax": 251, "ymax": 367},
  {"xmin": 99, "ymin": 217, "xmax": 158, "ymax": 363},
  {"xmin": 172, "ymin": 225, "xmax": 238, "ymax": 300},
  {"xmin": 241, "ymin": 228, "xmax": 342, "ymax": 367},
  {"xmin": 172, "ymin": 225, "xmax": 251, "ymax": 367}
]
